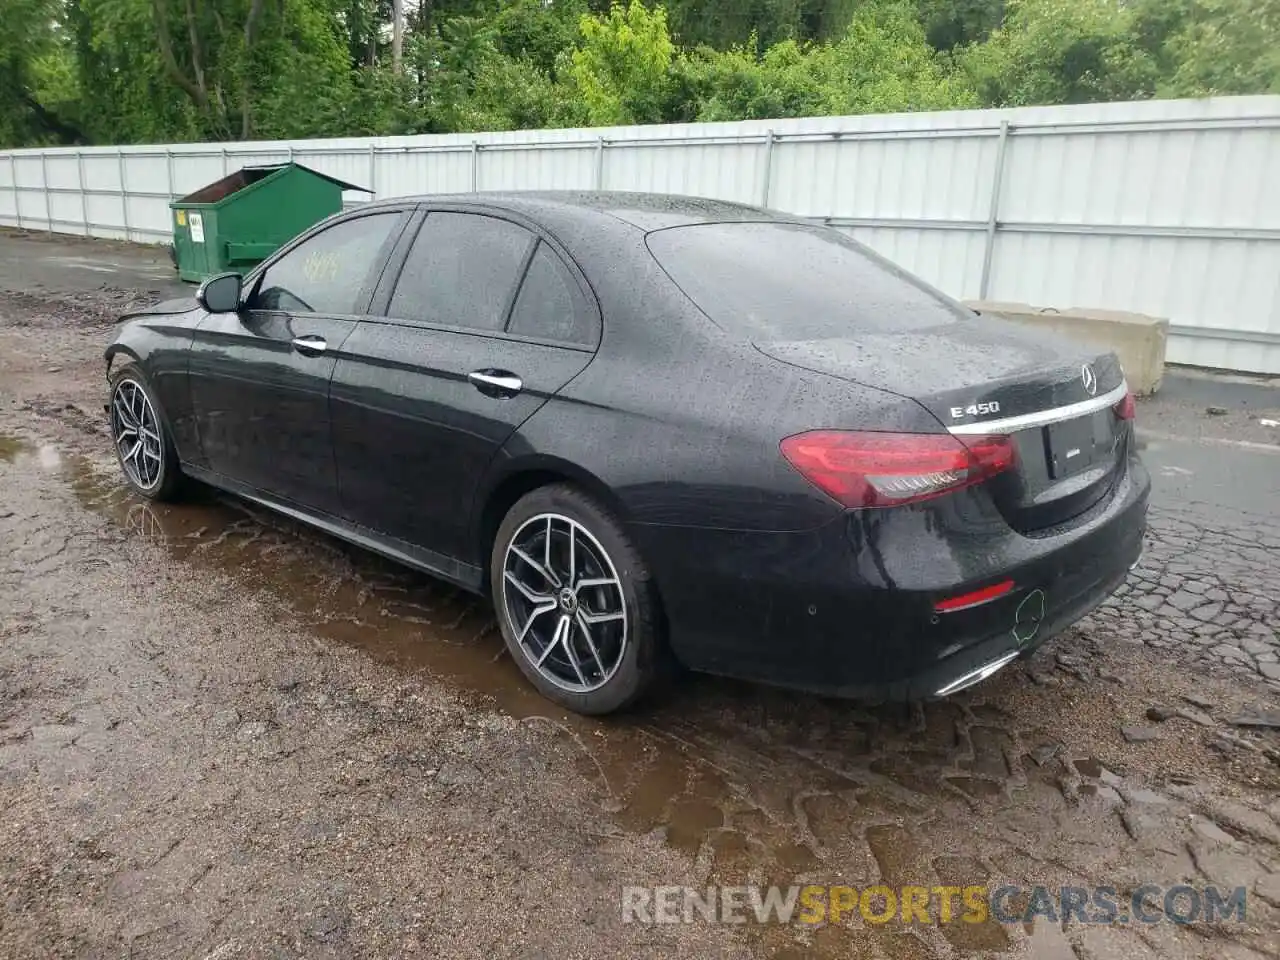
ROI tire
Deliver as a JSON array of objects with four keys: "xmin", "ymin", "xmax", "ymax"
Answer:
[
  {"xmin": 107, "ymin": 362, "xmax": 184, "ymax": 502},
  {"xmin": 490, "ymin": 483, "xmax": 664, "ymax": 715}
]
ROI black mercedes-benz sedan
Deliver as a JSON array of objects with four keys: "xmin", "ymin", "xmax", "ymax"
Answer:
[{"xmin": 105, "ymin": 191, "xmax": 1149, "ymax": 714}]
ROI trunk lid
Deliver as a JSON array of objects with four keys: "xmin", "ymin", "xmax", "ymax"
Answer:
[{"xmin": 756, "ymin": 317, "xmax": 1129, "ymax": 532}]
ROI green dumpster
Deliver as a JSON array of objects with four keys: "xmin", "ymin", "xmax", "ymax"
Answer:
[{"xmin": 169, "ymin": 162, "xmax": 371, "ymax": 283}]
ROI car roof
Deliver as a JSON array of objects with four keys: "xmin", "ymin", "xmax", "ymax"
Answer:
[{"xmin": 361, "ymin": 190, "xmax": 797, "ymax": 233}]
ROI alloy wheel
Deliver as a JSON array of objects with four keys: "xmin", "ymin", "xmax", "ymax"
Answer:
[
  {"xmin": 501, "ymin": 513, "xmax": 627, "ymax": 693},
  {"xmin": 110, "ymin": 379, "xmax": 164, "ymax": 491}
]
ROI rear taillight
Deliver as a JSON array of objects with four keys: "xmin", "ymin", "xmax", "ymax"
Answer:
[
  {"xmin": 779, "ymin": 430, "xmax": 1016, "ymax": 508},
  {"xmin": 1114, "ymin": 390, "xmax": 1136, "ymax": 420}
]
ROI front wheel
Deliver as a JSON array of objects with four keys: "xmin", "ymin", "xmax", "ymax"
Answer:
[
  {"xmin": 108, "ymin": 363, "xmax": 184, "ymax": 501},
  {"xmin": 491, "ymin": 484, "xmax": 664, "ymax": 715}
]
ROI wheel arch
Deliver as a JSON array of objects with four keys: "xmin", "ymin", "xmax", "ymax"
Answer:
[
  {"xmin": 104, "ymin": 343, "xmax": 143, "ymax": 374},
  {"xmin": 474, "ymin": 456, "xmax": 628, "ymax": 594}
]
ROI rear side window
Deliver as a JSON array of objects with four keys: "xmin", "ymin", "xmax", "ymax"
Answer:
[
  {"xmin": 389, "ymin": 212, "xmax": 535, "ymax": 331},
  {"xmin": 506, "ymin": 242, "xmax": 597, "ymax": 346},
  {"xmin": 646, "ymin": 221, "xmax": 968, "ymax": 341},
  {"xmin": 252, "ymin": 212, "xmax": 401, "ymax": 315}
]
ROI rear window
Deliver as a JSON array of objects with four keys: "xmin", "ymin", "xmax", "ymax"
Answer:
[{"xmin": 646, "ymin": 221, "xmax": 968, "ymax": 340}]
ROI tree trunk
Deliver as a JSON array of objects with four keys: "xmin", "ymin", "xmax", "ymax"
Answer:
[
  {"xmin": 154, "ymin": 0, "xmax": 208, "ymax": 111},
  {"xmin": 392, "ymin": 0, "xmax": 404, "ymax": 73},
  {"xmin": 19, "ymin": 91, "xmax": 86, "ymax": 145},
  {"xmin": 241, "ymin": 0, "xmax": 267, "ymax": 138}
]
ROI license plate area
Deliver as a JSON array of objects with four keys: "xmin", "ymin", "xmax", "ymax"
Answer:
[{"xmin": 1043, "ymin": 415, "xmax": 1101, "ymax": 480}]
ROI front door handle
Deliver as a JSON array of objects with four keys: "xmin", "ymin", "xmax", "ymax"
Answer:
[
  {"xmin": 468, "ymin": 370, "xmax": 523, "ymax": 398},
  {"xmin": 291, "ymin": 335, "xmax": 327, "ymax": 355}
]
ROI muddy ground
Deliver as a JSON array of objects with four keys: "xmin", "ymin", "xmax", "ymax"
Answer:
[{"xmin": 1, "ymin": 231, "xmax": 1278, "ymax": 960}]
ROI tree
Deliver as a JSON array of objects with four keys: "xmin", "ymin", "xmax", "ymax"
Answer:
[
  {"xmin": 143, "ymin": 0, "xmax": 354, "ymax": 139},
  {"xmin": 824, "ymin": 1, "xmax": 978, "ymax": 111},
  {"xmin": 1158, "ymin": 0, "xmax": 1280, "ymax": 96},
  {"xmin": 684, "ymin": 2, "xmax": 976, "ymax": 121},
  {"xmin": 917, "ymin": 0, "xmax": 1005, "ymax": 50},
  {"xmin": 665, "ymin": 0, "xmax": 804, "ymax": 48},
  {"xmin": 491, "ymin": 0, "xmax": 587, "ymax": 73},
  {"xmin": 961, "ymin": 0, "xmax": 1160, "ymax": 106},
  {"xmin": 0, "ymin": 0, "xmax": 87, "ymax": 145},
  {"xmin": 391, "ymin": 0, "xmax": 403, "ymax": 71},
  {"xmin": 3, "ymin": 0, "xmax": 1280, "ymax": 149},
  {"xmin": 567, "ymin": 0, "xmax": 676, "ymax": 125}
]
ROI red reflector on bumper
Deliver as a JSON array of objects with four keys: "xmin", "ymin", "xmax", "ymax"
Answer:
[{"xmin": 935, "ymin": 579, "xmax": 1015, "ymax": 613}]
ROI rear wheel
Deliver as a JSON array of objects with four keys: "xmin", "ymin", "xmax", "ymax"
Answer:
[
  {"xmin": 108, "ymin": 363, "xmax": 183, "ymax": 501},
  {"xmin": 491, "ymin": 484, "xmax": 663, "ymax": 715}
]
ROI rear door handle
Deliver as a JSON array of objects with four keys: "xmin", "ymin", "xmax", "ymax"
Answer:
[
  {"xmin": 291, "ymin": 335, "xmax": 327, "ymax": 355},
  {"xmin": 468, "ymin": 370, "xmax": 523, "ymax": 398}
]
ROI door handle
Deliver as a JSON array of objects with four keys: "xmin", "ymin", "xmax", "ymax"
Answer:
[
  {"xmin": 291, "ymin": 335, "xmax": 327, "ymax": 355},
  {"xmin": 468, "ymin": 370, "xmax": 523, "ymax": 398}
]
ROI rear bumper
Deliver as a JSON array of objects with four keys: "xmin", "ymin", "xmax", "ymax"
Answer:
[
  {"xmin": 899, "ymin": 550, "xmax": 1134, "ymax": 700},
  {"xmin": 633, "ymin": 449, "xmax": 1149, "ymax": 700}
]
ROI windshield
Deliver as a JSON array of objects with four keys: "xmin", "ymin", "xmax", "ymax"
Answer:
[{"xmin": 646, "ymin": 221, "xmax": 969, "ymax": 341}]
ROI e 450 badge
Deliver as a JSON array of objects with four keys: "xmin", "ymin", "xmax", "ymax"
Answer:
[{"xmin": 950, "ymin": 401, "xmax": 1001, "ymax": 419}]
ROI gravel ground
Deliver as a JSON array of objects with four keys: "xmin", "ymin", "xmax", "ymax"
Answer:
[{"xmin": 1, "ymin": 233, "xmax": 1278, "ymax": 960}]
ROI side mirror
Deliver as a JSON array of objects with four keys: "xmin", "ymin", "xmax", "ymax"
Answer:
[{"xmin": 197, "ymin": 272, "xmax": 243, "ymax": 313}]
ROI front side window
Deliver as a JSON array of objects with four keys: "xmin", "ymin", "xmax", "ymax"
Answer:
[
  {"xmin": 387, "ymin": 213, "xmax": 535, "ymax": 331},
  {"xmin": 252, "ymin": 213, "xmax": 401, "ymax": 315}
]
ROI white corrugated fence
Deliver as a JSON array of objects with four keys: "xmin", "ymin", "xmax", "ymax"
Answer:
[{"xmin": 2, "ymin": 96, "xmax": 1279, "ymax": 374}]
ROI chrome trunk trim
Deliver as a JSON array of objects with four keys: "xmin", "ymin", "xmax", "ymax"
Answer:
[{"xmin": 948, "ymin": 381, "xmax": 1129, "ymax": 436}]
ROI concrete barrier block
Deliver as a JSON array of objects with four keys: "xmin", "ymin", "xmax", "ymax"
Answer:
[{"xmin": 965, "ymin": 301, "xmax": 1169, "ymax": 396}]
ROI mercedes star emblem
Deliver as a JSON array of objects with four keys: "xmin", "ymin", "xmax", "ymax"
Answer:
[{"xmin": 1081, "ymin": 363, "xmax": 1098, "ymax": 396}]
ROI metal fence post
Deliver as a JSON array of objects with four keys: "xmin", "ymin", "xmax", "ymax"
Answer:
[
  {"xmin": 76, "ymin": 150, "xmax": 90, "ymax": 236},
  {"xmin": 760, "ymin": 130, "xmax": 776, "ymax": 207},
  {"xmin": 165, "ymin": 149, "xmax": 176, "ymax": 241},
  {"xmin": 979, "ymin": 120, "xmax": 1011, "ymax": 300},
  {"xmin": 470, "ymin": 141, "xmax": 480, "ymax": 192},
  {"xmin": 594, "ymin": 136, "xmax": 605, "ymax": 189},
  {"xmin": 221, "ymin": 147, "xmax": 229, "ymax": 174},
  {"xmin": 368, "ymin": 143, "xmax": 377, "ymax": 199},
  {"xmin": 9, "ymin": 154, "xmax": 21, "ymax": 230},
  {"xmin": 117, "ymin": 148, "xmax": 130, "ymax": 241},
  {"xmin": 40, "ymin": 151, "xmax": 51, "ymax": 236}
]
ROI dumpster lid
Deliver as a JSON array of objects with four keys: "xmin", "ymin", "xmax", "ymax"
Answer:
[{"xmin": 172, "ymin": 162, "xmax": 372, "ymax": 206}]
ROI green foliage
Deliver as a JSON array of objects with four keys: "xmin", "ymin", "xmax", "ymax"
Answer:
[
  {"xmin": 0, "ymin": 0, "xmax": 84, "ymax": 145},
  {"xmin": 493, "ymin": 0, "xmax": 586, "ymax": 74},
  {"xmin": 685, "ymin": 2, "xmax": 976, "ymax": 120},
  {"xmin": 824, "ymin": 1, "xmax": 979, "ymax": 111},
  {"xmin": 1158, "ymin": 0, "xmax": 1280, "ymax": 96},
  {"xmin": 666, "ymin": 0, "xmax": 804, "ymax": 48},
  {"xmin": 917, "ymin": 0, "xmax": 1004, "ymax": 49},
  {"xmin": 960, "ymin": 0, "xmax": 1160, "ymax": 105},
  {"xmin": 568, "ymin": 0, "xmax": 676, "ymax": 125},
  {"xmin": 1, "ymin": 0, "xmax": 1278, "ymax": 148}
]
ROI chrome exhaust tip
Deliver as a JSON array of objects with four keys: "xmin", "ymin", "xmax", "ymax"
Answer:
[{"xmin": 934, "ymin": 650, "xmax": 1020, "ymax": 698}]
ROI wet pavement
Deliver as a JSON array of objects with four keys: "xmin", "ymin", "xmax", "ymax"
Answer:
[
  {"xmin": 0, "ymin": 227, "xmax": 186, "ymax": 299},
  {"xmin": 1, "ymin": 232, "xmax": 1279, "ymax": 959}
]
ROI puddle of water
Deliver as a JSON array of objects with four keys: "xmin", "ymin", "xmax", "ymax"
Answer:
[
  {"xmin": 0, "ymin": 435, "xmax": 61, "ymax": 469},
  {"xmin": 0, "ymin": 436, "xmax": 26, "ymax": 461},
  {"xmin": 42, "ymin": 440, "xmax": 1071, "ymax": 957}
]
